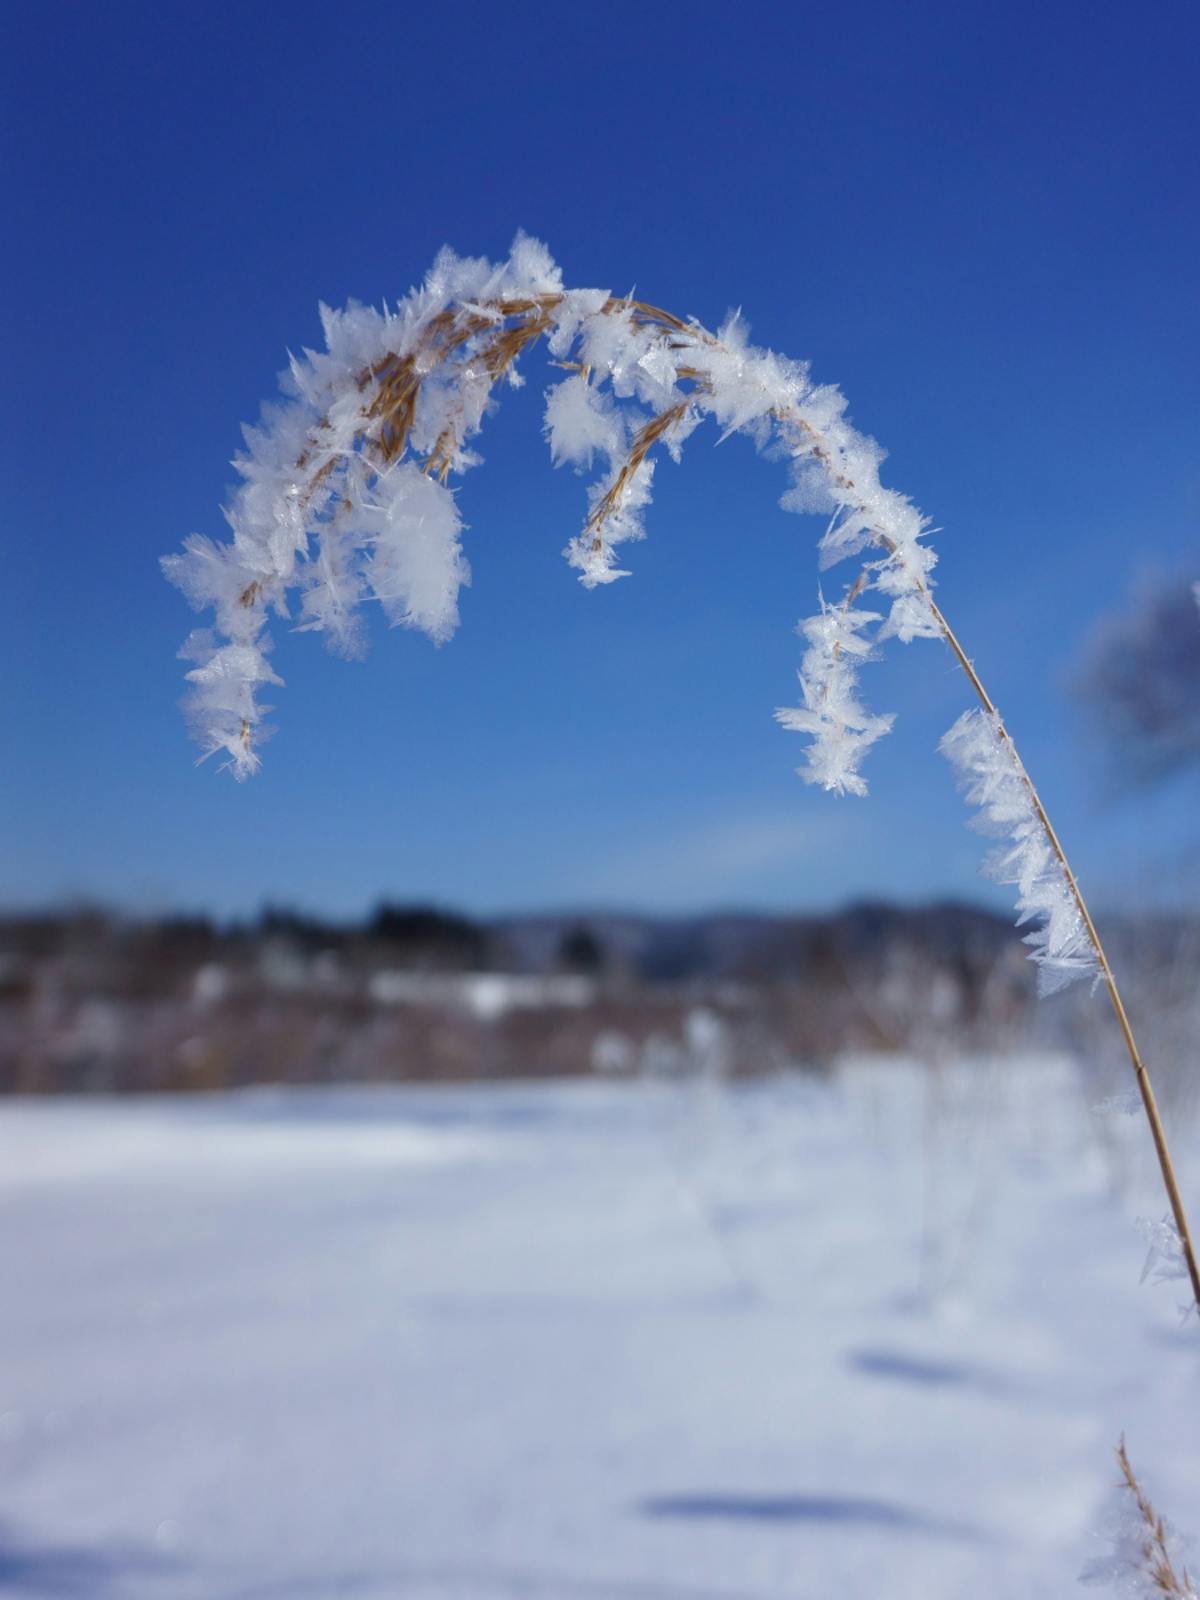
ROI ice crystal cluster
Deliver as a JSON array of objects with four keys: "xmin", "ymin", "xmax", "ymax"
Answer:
[
  {"xmin": 163, "ymin": 231, "xmax": 1096, "ymax": 993},
  {"xmin": 939, "ymin": 709, "xmax": 1098, "ymax": 995},
  {"xmin": 1137, "ymin": 1215, "xmax": 1192, "ymax": 1289},
  {"xmin": 1083, "ymin": 1505, "xmax": 1197, "ymax": 1600}
]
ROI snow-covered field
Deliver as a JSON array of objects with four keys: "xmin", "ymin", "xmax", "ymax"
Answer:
[{"xmin": 1, "ymin": 1057, "xmax": 1196, "ymax": 1599}]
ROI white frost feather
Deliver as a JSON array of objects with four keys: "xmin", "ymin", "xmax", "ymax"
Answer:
[
  {"xmin": 361, "ymin": 466, "xmax": 469, "ymax": 643},
  {"xmin": 1137, "ymin": 1215, "xmax": 1191, "ymax": 1287},
  {"xmin": 776, "ymin": 601, "xmax": 895, "ymax": 797},
  {"xmin": 939, "ymin": 708, "xmax": 1098, "ymax": 995},
  {"xmin": 543, "ymin": 375, "xmax": 623, "ymax": 470}
]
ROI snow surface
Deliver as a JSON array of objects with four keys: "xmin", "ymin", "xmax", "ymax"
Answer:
[{"xmin": 1, "ymin": 1058, "xmax": 1196, "ymax": 1599}]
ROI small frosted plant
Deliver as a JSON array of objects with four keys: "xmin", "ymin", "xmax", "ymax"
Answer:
[
  {"xmin": 163, "ymin": 233, "xmax": 1198, "ymax": 1311},
  {"xmin": 1082, "ymin": 1437, "xmax": 1197, "ymax": 1597}
]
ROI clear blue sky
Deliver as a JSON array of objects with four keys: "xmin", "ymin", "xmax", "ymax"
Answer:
[{"xmin": 3, "ymin": 0, "xmax": 1197, "ymax": 920}]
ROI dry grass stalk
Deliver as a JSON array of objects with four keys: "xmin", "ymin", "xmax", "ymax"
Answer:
[
  {"xmin": 584, "ymin": 398, "xmax": 691, "ymax": 555},
  {"xmin": 271, "ymin": 287, "xmax": 1199, "ymax": 1309},
  {"xmin": 1115, "ymin": 1435, "xmax": 1196, "ymax": 1597}
]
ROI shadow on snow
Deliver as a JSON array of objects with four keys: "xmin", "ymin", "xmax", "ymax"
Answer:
[{"xmin": 637, "ymin": 1493, "xmax": 983, "ymax": 1540}]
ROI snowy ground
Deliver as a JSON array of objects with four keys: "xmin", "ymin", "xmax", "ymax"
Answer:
[{"xmin": 1, "ymin": 1057, "xmax": 1196, "ymax": 1599}]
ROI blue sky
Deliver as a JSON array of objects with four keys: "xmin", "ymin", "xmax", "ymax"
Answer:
[{"xmin": 3, "ymin": 0, "xmax": 1197, "ymax": 920}]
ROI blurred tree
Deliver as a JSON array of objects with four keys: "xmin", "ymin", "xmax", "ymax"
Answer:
[
  {"xmin": 1075, "ymin": 574, "xmax": 1200, "ymax": 787},
  {"xmin": 367, "ymin": 904, "xmax": 489, "ymax": 970},
  {"xmin": 557, "ymin": 926, "xmax": 606, "ymax": 975}
]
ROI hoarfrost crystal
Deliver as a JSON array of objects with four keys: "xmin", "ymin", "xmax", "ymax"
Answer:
[
  {"xmin": 1137, "ymin": 1215, "xmax": 1191, "ymax": 1287},
  {"xmin": 775, "ymin": 601, "xmax": 894, "ymax": 797},
  {"xmin": 161, "ymin": 232, "xmax": 1098, "ymax": 1008},
  {"xmin": 939, "ymin": 708, "xmax": 1098, "ymax": 995}
]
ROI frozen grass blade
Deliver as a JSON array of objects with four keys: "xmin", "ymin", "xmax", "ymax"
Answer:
[{"xmin": 163, "ymin": 233, "xmax": 1199, "ymax": 1314}]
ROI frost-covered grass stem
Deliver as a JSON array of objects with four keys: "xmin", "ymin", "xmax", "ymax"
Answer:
[
  {"xmin": 928, "ymin": 600, "xmax": 1200, "ymax": 1311},
  {"xmin": 163, "ymin": 234, "xmax": 1198, "ymax": 1314}
]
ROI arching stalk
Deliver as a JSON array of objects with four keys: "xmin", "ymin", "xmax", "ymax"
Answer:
[{"xmin": 163, "ymin": 238, "xmax": 1198, "ymax": 1312}]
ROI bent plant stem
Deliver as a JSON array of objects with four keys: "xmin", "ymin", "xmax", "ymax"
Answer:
[
  {"xmin": 285, "ymin": 287, "xmax": 1200, "ymax": 1307},
  {"xmin": 925, "ymin": 590, "xmax": 1200, "ymax": 1312},
  {"xmin": 776, "ymin": 394, "xmax": 1200, "ymax": 1313}
]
